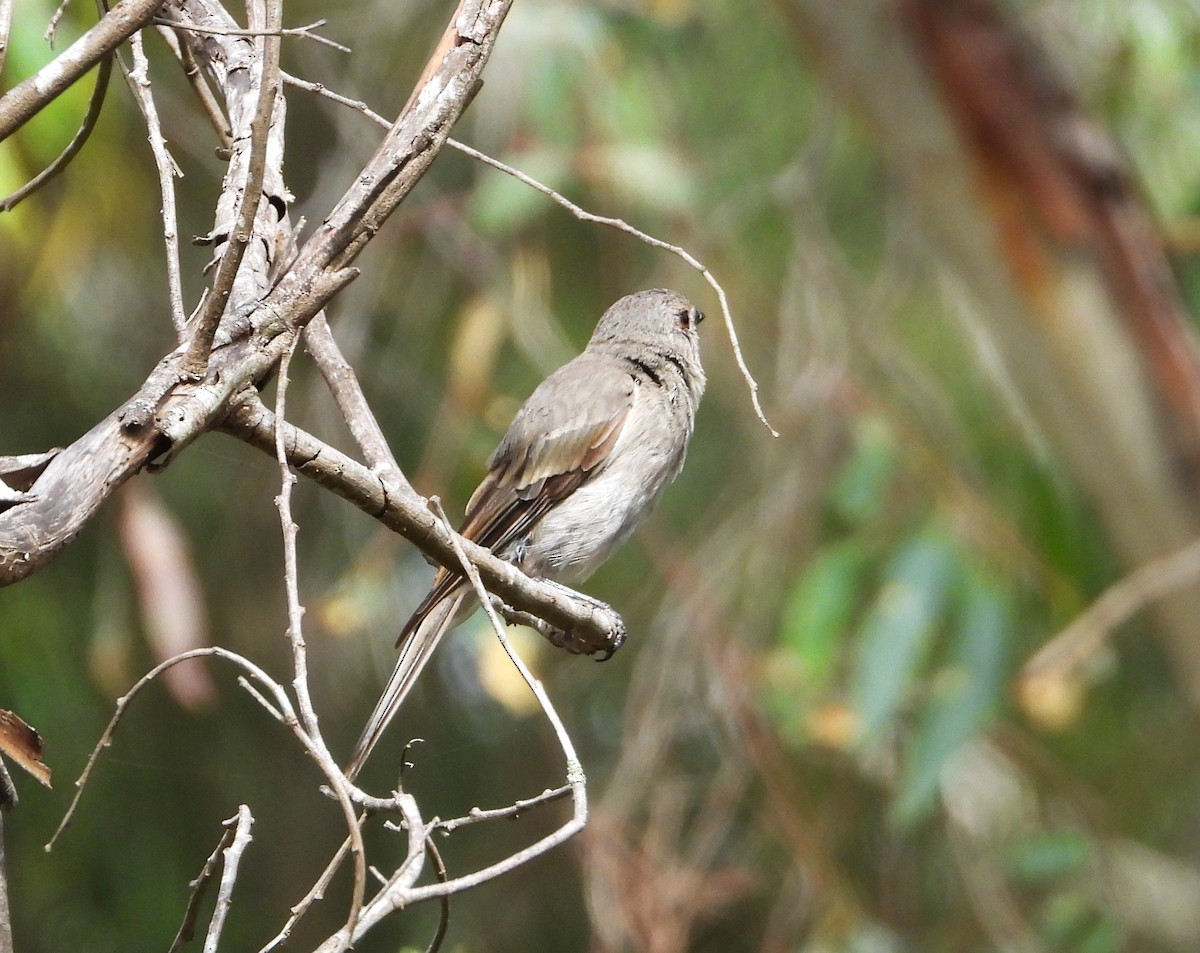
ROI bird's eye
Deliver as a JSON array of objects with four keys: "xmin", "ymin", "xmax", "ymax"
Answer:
[{"xmin": 677, "ymin": 307, "xmax": 703, "ymax": 329}]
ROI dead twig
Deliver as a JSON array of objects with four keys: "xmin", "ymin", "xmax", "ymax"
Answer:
[
  {"xmin": 182, "ymin": 0, "xmax": 282, "ymax": 376},
  {"xmin": 271, "ymin": 339, "xmax": 368, "ymax": 934},
  {"xmin": 154, "ymin": 15, "xmax": 350, "ymax": 52},
  {"xmin": 121, "ymin": 31, "xmax": 187, "ymax": 332},
  {"xmin": 0, "ymin": 48, "xmax": 112, "ymax": 212},
  {"xmin": 202, "ymin": 805, "xmax": 254, "ymax": 953},
  {"xmin": 1021, "ymin": 534, "xmax": 1200, "ymax": 697},
  {"xmin": 167, "ymin": 821, "xmax": 236, "ymax": 953}
]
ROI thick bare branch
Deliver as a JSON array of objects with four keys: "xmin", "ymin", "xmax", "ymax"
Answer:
[
  {"xmin": 221, "ymin": 396, "xmax": 626, "ymax": 653},
  {"xmin": 0, "ymin": 0, "xmax": 512, "ymax": 587},
  {"xmin": 179, "ymin": 0, "xmax": 283, "ymax": 376}
]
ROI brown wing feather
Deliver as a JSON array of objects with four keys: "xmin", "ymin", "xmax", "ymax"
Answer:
[{"xmin": 396, "ymin": 359, "xmax": 634, "ymax": 646}]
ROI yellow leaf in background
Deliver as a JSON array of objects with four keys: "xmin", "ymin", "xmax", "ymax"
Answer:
[
  {"xmin": 475, "ymin": 623, "xmax": 545, "ymax": 717},
  {"xmin": 449, "ymin": 294, "xmax": 508, "ymax": 414},
  {"xmin": 1017, "ymin": 671, "xmax": 1084, "ymax": 731},
  {"xmin": 806, "ymin": 702, "xmax": 858, "ymax": 751}
]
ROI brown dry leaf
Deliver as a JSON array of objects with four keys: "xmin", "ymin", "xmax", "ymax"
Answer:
[
  {"xmin": 0, "ymin": 708, "xmax": 52, "ymax": 787},
  {"xmin": 118, "ymin": 482, "xmax": 217, "ymax": 710}
]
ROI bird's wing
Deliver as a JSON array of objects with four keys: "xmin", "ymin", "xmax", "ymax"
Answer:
[{"xmin": 396, "ymin": 354, "xmax": 637, "ymax": 644}]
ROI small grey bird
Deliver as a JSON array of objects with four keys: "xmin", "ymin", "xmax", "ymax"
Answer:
[{"xmin": 346, "ymin": 289, "xmax": 705, "ymax": 778}]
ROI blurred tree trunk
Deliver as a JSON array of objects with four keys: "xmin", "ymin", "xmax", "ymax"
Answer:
[{"xmin": 778, "ymin": 0, "xmax": 1200, "ymax": 702}]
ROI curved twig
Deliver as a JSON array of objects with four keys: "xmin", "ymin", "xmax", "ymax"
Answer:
[
  {"xmin": 0, "ymin": 51, "xmax": 113, "ymax": 212},
  {"xmin": 45, "ymin": 646, "xmax": 295, "ymax": 851}
]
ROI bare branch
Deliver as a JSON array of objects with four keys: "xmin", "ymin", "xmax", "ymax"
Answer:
[
  {"xmin": 305, "ymin": 315, "xmax": 412, "ymax": 486},
  {"xmin": 182, "ymin": 0, "xmax": 283, "ymax": 376},
  {"xmin": 153, "ymin": 15, "xmax": 350, "ymax": 52},
  {"xmin": 436, "ymin": 785, "xmax": 573, "ymax": 833},
  {"xmin": 0, "ymin": 0, "xmax": 165, "ymax": 141},
  {"xmin": 167, "ymin": 822, "xmax": 236, "ymax": 953},
  {"xmin": 1, "ymin": 0, "xmax": 512, "ymax": 585},
  {"xmin": 270, "ymin": 340, "xmax": 368, "ymax": 932},
  {"xmin": 122, "ymin": 31, "xmax": 187, "ymax": 332},
  {"xmin": 221, "ymin": 396, "xmax": 626, "ymax": 652},
  {"xmin": 202, "ymin": 805, "xmax": 254, "ymax": 953}
]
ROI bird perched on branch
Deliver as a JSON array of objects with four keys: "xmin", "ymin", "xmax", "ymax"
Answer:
[{"xmin": 346, "ymin": 288, "xmax": 706, "ymax": 779}]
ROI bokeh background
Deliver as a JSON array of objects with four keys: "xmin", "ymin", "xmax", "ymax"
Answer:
[{"xmin": 5, "ymin": 0, "xmax": 1200, "ymax": 950}]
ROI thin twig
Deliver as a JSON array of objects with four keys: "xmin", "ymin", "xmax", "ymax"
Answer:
[
  {"xmin": 122, "ymin": 31, "xmax": 187, "ymax": 332},
  {"xmin": 167, "ymin": 822, "xmax": 236, "ymax": 953},
  {"xmin": 275, "ymin": 67, "xmax": 775, "ymax": 435},
  {"xmin": 436, "ymin": 785, "xmax": 573, "ymax": 833},
  {"xmin": 0, "ymin": 0, "xmax": 13, "ymax": 79},
  {"xmin": 272, "ymin": 339, "xmax": 368, "ymax": 934},
  {"xmin": 235, "ymin": 675, "xmax": 285, "ymax": 722},
  {"xmin": 157, "ymin": 25, "xmax": 231, "ymax": 148},
  {"xmin": 45, "ymin": 646, "xmax": 295, "ymax": 851},
  {"xmin": 423, "ymin": 837, "xmax": 450, "ymax": 953},
  {"xmin": 1021, "ymin": 534, "xmax": 1200, "ymax": 691},
  {"xmin": 182, "ymin": 0, "xmax": 282, "ymax": 376},
  {"xmin": 0, "ymin": 50, "xmax": 112, "ymax": 212},
  {"xmin": 280, "ymin": 70, "xmax": 388, "ymax": 126},
  {"xmin": 202, "ymin": 805, "xmax": 254, "ymax": 953},
  {"xmin": 154, "ymin": 16, "xmax": 350, "ymax": 52},
  {"xmin": 446, "ymin": 138, "xmax": 778, "ymax": 436},
  {"xmin": 305, "ymin": 314, "xmax": 413, "ymax": 489},
  {"xmin": 44, "ymin": 0, "xmax": 73, "ymax": 45}
]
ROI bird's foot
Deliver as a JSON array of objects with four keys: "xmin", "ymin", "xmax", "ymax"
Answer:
[{"xmin": 492, "ymin": 586, "xmax": 627, "ymax": 660}]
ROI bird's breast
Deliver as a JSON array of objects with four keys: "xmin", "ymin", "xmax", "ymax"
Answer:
[{"xmin": 516, "ymin": 391, "xmax": 692, "ymax": 584}]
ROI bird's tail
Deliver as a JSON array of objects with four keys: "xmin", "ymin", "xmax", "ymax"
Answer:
[{"xmin": 344, "ymin": 589, "xmax": 467, "ymax": 781}]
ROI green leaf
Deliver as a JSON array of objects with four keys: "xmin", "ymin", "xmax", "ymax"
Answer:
[
  {"xmin": 851, "ymin": 532, "xmax": 957, "ymax": 746},
  {"xmin": 893, "ymin": 569, "xmax": 1010, "ymax": 824},
  {"xmin": 779, "ymin": 539, "xmax": 872, "ymax": 691},
  {"xmin": 1007, "ymin": 830, "xmax": 1093, "ymax": 883},
  {"xmin": 829, "ymin": 417, "xmax": 897, "ymax": 526}
]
